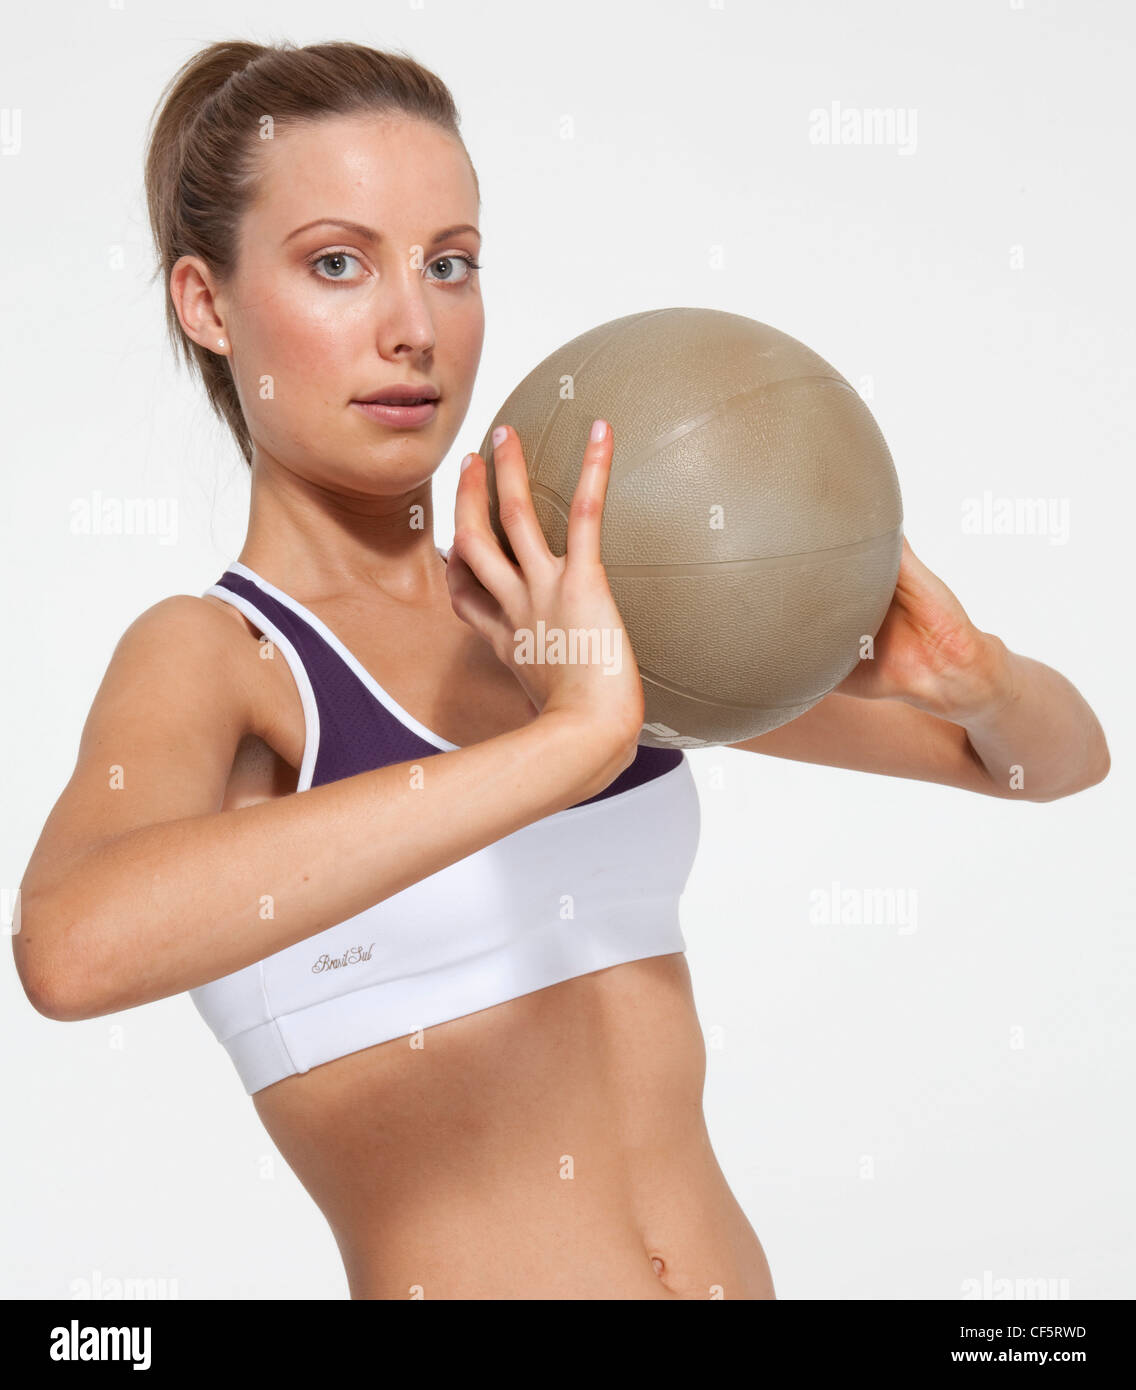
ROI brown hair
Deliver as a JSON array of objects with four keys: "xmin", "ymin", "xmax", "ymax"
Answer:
[{"xmin": 143, "ymin": 39, "xmax": 476, "ymax": 466}]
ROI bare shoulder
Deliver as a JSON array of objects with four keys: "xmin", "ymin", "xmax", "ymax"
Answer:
[
  {"xmin": 69, "ymin": 591, "xmax": 267, "ymax": 788},
  {"xmin": 109, "ymin": 590, "xmax": 264, "ymax": 720},
  {"xmin": 126, "ymin": 588, "xmax": 257, "ymax": 647},
  {"xmin": 16, "ymin": 590, "xmax": 269, "ymax": 932}
]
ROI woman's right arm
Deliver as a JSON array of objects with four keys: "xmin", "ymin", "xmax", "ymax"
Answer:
[
  {"xmin": 13, "ymin": 595, "xmax": 633, "ymax": 1022},
  {"xmin": 15, "ymin": 417, "xmax": 642, "ymax": 1022}
]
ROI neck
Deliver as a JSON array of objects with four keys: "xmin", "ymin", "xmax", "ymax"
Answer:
[{"xmin": 236, "ymin": 447, "xmax": 451, "ymax": 607}]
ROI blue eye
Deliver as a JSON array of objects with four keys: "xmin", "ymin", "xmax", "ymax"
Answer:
[
  {"xmin": 310, "ymin": 250, "xmax": 364, "ymax": 282},
  {"xmin": 427, "ymin": 254, "xmax": 482, "ymax": 284},
  {"xmin": 307, "ymin": 249, "xmax": 482, "ymax": 286}
]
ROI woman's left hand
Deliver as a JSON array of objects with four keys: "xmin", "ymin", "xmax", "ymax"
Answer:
[{"xmin": 833, "ymin": 534, "xmax": 1012, "ymax": 721}]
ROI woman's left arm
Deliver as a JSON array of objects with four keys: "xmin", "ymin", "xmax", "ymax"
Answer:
[{"xmin": 728, "ymin": 537, "xmax": 1111, "ymax": 803}]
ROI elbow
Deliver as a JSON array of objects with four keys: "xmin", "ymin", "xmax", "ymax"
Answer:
[
  {"xmin": 12, "ymin": 900, "xmax": 105, "ymax": 1023},
  {"xmin": 18, "ymin": 961, "xmax": 94, "ymax": 1023},
  {"xmin": 1056, "ymin": 735, "xmax": 1112, "ymax": 801},
  {"xmin": 1077, "ymin": 752, "xmax": 1112, "ymax": 798},
  {"xmin": 26, "ymin": 985, "xmax": 91, "ymax": 1024},
  {"xmin": 1068, "ymin": 725, "xmax": 1112, "ymax": 797},
  {"xmin": 983, "ymin": 731, "xmax": 1111, "ymax": 803},
  {"xmin": 1027, "ymin": 746, "xmax": 1111, "ymax": 803}
]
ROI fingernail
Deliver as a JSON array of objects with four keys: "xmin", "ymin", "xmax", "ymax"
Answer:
[
  {"xmin": 590, "ymin": 419, "xmax": 607, "ymax": 442},
  {"xmin": 460, "ymin": 454, "xmax": 474, "ymax": 472},
  {"xmin": 492, "ymin": 425, "xmax": 507, "ymax": 447}
]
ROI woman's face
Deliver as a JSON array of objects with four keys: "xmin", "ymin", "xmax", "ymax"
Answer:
[{"xmin": 219, "ymin": 112, "xmax": 484, "ymax": 497}]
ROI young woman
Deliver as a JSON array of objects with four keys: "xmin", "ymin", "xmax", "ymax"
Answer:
[{"xmin": 13, "ymin": 40, "xmax": 1109, "ymax": 1301}]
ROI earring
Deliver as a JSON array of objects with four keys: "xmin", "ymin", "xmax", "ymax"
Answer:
[{"xmin": 217, "ymin": 338, "xmax": 226, "ymax": 349}]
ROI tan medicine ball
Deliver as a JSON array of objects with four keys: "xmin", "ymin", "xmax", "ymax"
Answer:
[{"xmin": 478, "ymin": 307, "xmax": 903, "ymax": 750}]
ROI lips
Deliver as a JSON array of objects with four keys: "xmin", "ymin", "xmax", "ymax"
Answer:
[
  {"xmin": 366, "ymin": 393, "xmax": 436, "ymax": 405},
  {"xmin": 354, "ymin": 384, "xmax": 440, "ymax": 405},
  {"xmin": 351, "ymin": 397, "xmax": 439, "ymax": 429}
]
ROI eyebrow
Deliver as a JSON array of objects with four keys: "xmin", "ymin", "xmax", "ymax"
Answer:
[{"xmin": 283, "ymin": 218, "xmax": 481, "ymax": 247}]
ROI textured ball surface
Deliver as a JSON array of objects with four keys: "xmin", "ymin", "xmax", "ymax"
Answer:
[{"xmin": 479, "ymin": 307, "xmax": 903, "ymax": 749}]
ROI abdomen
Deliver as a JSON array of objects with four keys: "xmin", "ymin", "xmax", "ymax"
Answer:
[{"xmin": 251, "ymin": 952, "xmax": 774, "ymax": 1299}]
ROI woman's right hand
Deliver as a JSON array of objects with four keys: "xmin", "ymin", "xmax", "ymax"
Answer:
[{"xmin": 446, "ymin": 419, "xmax": 645, "ymax": 772}]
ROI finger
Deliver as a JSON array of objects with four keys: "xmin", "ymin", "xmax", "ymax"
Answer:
[
  {"xmin": 489, "ymin": 425, "xmax": 554, "ymax": 576},
  {"xmin": 565, "ymin": 419, "xmax": 614, "ymax": 568},
  {"xmin": 453, "ymin": 452, "xmax": 527, "ymax": 612},
  {"xmin": 445, "ymin": 547, "xmax": 508, "ymax": 644}
]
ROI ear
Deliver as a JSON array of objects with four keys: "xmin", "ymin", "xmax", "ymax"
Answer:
[{"xmin": 169, "ymin": 254, "xmax": 229, "ymax": 356}]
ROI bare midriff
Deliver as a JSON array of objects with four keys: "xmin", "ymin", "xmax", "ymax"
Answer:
[
  {"xmin": 252, "ymin": 952, "xmax": 775, "ymax": 1300},
  {"xmin": 206, "ymin": 577, "xmax": 776, "ymax": 1300}
]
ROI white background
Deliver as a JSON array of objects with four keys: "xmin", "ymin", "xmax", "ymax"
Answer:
[{"xmin": 2, "ymin": 0, "xmax": 1131, "ymax": 1299}]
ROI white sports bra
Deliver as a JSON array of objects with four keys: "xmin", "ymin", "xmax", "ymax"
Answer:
[{"xmin": 189, "ymin": 556, "xmax": 702, "ymax": 1094}]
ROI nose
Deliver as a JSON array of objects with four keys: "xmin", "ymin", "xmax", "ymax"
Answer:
[{"xmin": 379, "ymin": 266, "xmax": 436, "ymax": 359}]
